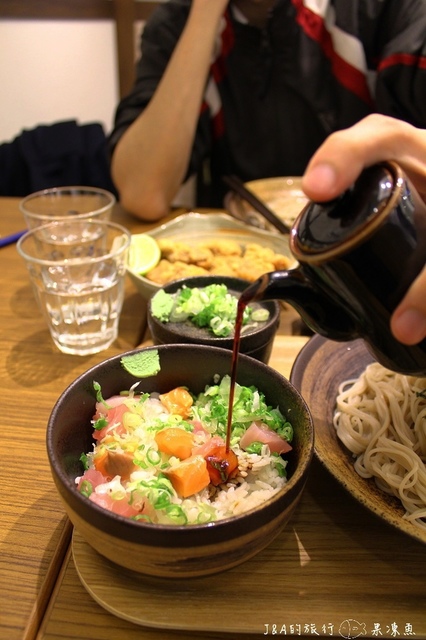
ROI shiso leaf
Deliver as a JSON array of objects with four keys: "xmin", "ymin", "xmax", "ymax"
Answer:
[{"xmin": 121, "ymin": 350, "xmax": 161, "ymax": 377}]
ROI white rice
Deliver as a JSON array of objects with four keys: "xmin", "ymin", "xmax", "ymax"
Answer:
[{"xmin": 77, "ymin": 391, "xmax": 289, "ymax": 525}]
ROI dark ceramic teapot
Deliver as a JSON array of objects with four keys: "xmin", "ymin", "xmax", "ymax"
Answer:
[{"xmin": 241, "ymin": 161, "xmax": 426, "ymax": 375}]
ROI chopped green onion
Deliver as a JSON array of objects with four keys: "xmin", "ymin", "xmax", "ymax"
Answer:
[
  {"xmin": 93, "ymin": 416, "xmax": 108, "ymax": 431},
  {"xmin": 79, "ymin": 480, "xmax": 93, "ymax": 497},
  {"xmin": 164, "ymin": 505, "xmax": 188, "ymax": 525},
  {"xmin": 93, "ymin": 381, "xmax": 112, "ymax": 409},
  {"xmin": 79, "ymin": 453, "xmax": 90, "ymax": 470},
  {"xmin": 132, "ymin": 514, "xmax": 153, "ymax": 523},
  {"xmin": 276, "ymin": 422, "xmax": 294, "ymax": 442},
  {"xmin": 154, "ymin": 493, "xmax": 171, "ymax": 510},
  {"xmin": 251, "ymin": 308, "xmax": 270, "ymax": 322},
  {"xmin": 272, "ymin": 453, "xmax": 288, "ymax": 478},
  {"xmin": 196, "ymin": 508, "xmax": 215, "ymax": 524},
  {"xmin": 245, "ymin": 441, "xmax": 264, "ymax": 454},
  {"xmin": 146, "ymin": 447, "xmax": 161, "ymax": 466},
  {"xmin": 129, "ymin": 476, "xmax": 175, "ymax": 511}
]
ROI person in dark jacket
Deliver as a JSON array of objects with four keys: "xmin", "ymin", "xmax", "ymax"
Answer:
[{"xmin": 109, "ymin": 0, "xmax": 426, "ymax": 221}]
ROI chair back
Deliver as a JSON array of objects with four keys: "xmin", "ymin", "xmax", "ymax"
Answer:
[{"xmin": 113, "ymin": 0, "xmax": 162, "ymax": 98}]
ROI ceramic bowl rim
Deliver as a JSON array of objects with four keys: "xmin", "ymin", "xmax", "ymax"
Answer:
[
  {"xmin": 126, "ymin": 211, "xmax": 295, "ymax": 299},
  {"xmin": 47, "ymin": 344, "xmax": 314, "ymax": 547},
  {"xmin": 147, "ymin": 275, "xmax": 281, "ymax": 347}
]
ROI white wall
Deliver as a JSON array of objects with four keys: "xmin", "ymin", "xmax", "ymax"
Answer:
[
  {"xmin": 0, "ymin": 15, "xmax": 195, "ymax": 207},
  {"xmin": 0, "ymin": 20, "xmax": 119, "ymax": 144}
]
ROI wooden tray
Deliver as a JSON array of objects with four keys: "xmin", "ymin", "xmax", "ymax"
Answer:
[
  {"xmin": 70, "ymin": 337, "xmax": 426, "ymax": 637},
  {"xmin": 72, "ymin": 526, "xmax": 302, "ymax": 634},
  {"xmin": 72, "ymin": 468, "xmax": 426, "ymax": 639},
  {"xmin": 70, "ymin": 336, "xmax": 311, "ymax": 635}
]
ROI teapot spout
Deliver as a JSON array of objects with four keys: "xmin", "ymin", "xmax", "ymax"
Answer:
[{"xmin": 240, "ymin": 269, "xmax": 359, "ymax": 342}]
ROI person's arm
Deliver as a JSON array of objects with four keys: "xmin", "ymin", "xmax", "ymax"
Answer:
[
  {"xmin": 111, "ymin": 0, "xmax": 229, "ymax": 221},
  {"xmin": 302, "ymin": 114, "xmax": 426, "ymax": 346},
  {"xmin": 373, "ymin": 0, "xmax": 426, "ymax": 128}
]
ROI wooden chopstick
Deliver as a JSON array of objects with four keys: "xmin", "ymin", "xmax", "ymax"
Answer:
[{"xmin": 223, "ymin": 174, "xmax": 291, "ymax": 235}]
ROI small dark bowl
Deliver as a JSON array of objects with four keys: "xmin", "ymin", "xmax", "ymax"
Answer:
[
  {"xmin": 46, "ymin": 344, "xmax": 313, "ymax": 578},
  {"xmin": 147, "ymin": 276, "xmax": 280, "ymax": 363}
]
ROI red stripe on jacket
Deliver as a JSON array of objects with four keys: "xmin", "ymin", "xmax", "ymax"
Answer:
[
  {"xmin": 379, "ymin": 52, "xmax": 426, "ymax": 71},
  {"xmin": 202, "ymin": 10, "xmax": 235, "ymax": 138},
  {"xmin": 291, "ymin": 0, "xmax": 374, "ymax": 106}
]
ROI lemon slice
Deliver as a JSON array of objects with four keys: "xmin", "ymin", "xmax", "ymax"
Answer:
[{"xmin": 128, "ymin": 233, "xmax": 161, "ymax": 274}]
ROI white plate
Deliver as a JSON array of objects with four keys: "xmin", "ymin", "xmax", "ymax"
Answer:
[
  {"xmin": 225, "ymin": 176, "xmax": 308, "ymax": 230},
  {"xmin": 127, "ymin": 211, "xmax": 293, "ymax": 300}
]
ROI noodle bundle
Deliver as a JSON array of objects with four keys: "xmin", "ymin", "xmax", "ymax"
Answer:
[{"xmin": 333, "ymin": 363, "xmax": 426, "ymax": 530}]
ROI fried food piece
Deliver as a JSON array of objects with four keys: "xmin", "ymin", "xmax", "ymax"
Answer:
[
  {"xmin": 208, "ymin": 256, "xmax": 244, "ymax": 278},
  {"xmin": 158, "ymin": 239, "xmax": 214, "ymax": 268},
  {"xmin": 201, "ymin": 240, "xmax": 242, "ymax": 256},
  {"xmin": 157, "ymin": 239, "xmax": 187, "ymax": 259},
  {"xmin": 173, "ymin": 264, "xmax": 209, "ymax": 278},
  {"xmin": 244, "ymin": 243, "xmax": 276, "ymax": 262},
  {"xmin": 186, "ymin": 246, "xmax": 214, "ymax": 269},
  {"xmin": 145, "ymin": 238, "xmax": 289, "ymax": 285},
  {"xmin": 235, "ymin": 260, "xmax": 276, "ymax": 282},
  {"xmin": 272, "ymin": 253, "xmax": 292, "ymax": 270},
  {"xmin": 156, "ymin": 240, "xmax": 192, "ymax": 264},
  {"xmin": 145, "ymin": 259, "xmax": 180, "ymax": 285},
  {"xmin": 146, "ymin": 259, "xmax": 208, "ymax": 284}
]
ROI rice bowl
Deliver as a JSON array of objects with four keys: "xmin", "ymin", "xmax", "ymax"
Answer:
[{"xmin": 47, "ymin": 344, "xmax": 314, "ymax": 577}]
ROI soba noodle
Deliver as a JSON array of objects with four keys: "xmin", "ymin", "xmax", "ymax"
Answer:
[{"xmin": 333, "ymin": 362, "xmax": 426, "ymax": 530}]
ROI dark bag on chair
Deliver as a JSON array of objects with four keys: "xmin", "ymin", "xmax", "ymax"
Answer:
[{"xmin": 0, "ymin": 120, "xmax": 117, "ymax": 197}]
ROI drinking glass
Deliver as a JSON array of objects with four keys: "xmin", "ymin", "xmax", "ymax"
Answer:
[
  {"xmin": 20, "ymin": 186, "xmax": 116, "ymax": 230},
  {"xmin": 17, "ymin": 220, "xmax": 131, "ymax": 355}
]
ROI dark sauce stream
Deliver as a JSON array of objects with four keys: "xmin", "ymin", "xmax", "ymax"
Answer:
[{"xmin": 225, "ymin": 289, "xmax": 252, "ymax": 452}]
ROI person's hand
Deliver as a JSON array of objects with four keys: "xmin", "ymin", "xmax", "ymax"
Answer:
[{"xmin": 301, "ymin": 114, "xmax": 426, "ymax": 346}]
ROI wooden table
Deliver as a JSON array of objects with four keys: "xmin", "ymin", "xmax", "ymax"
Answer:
[
  {"xmin": 0, "ymin": 198, "xmax": 175, "ymax": 640},
  {"xmin": 1, "ymin": 198, "xmax": 425, "ymax": 640}
]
